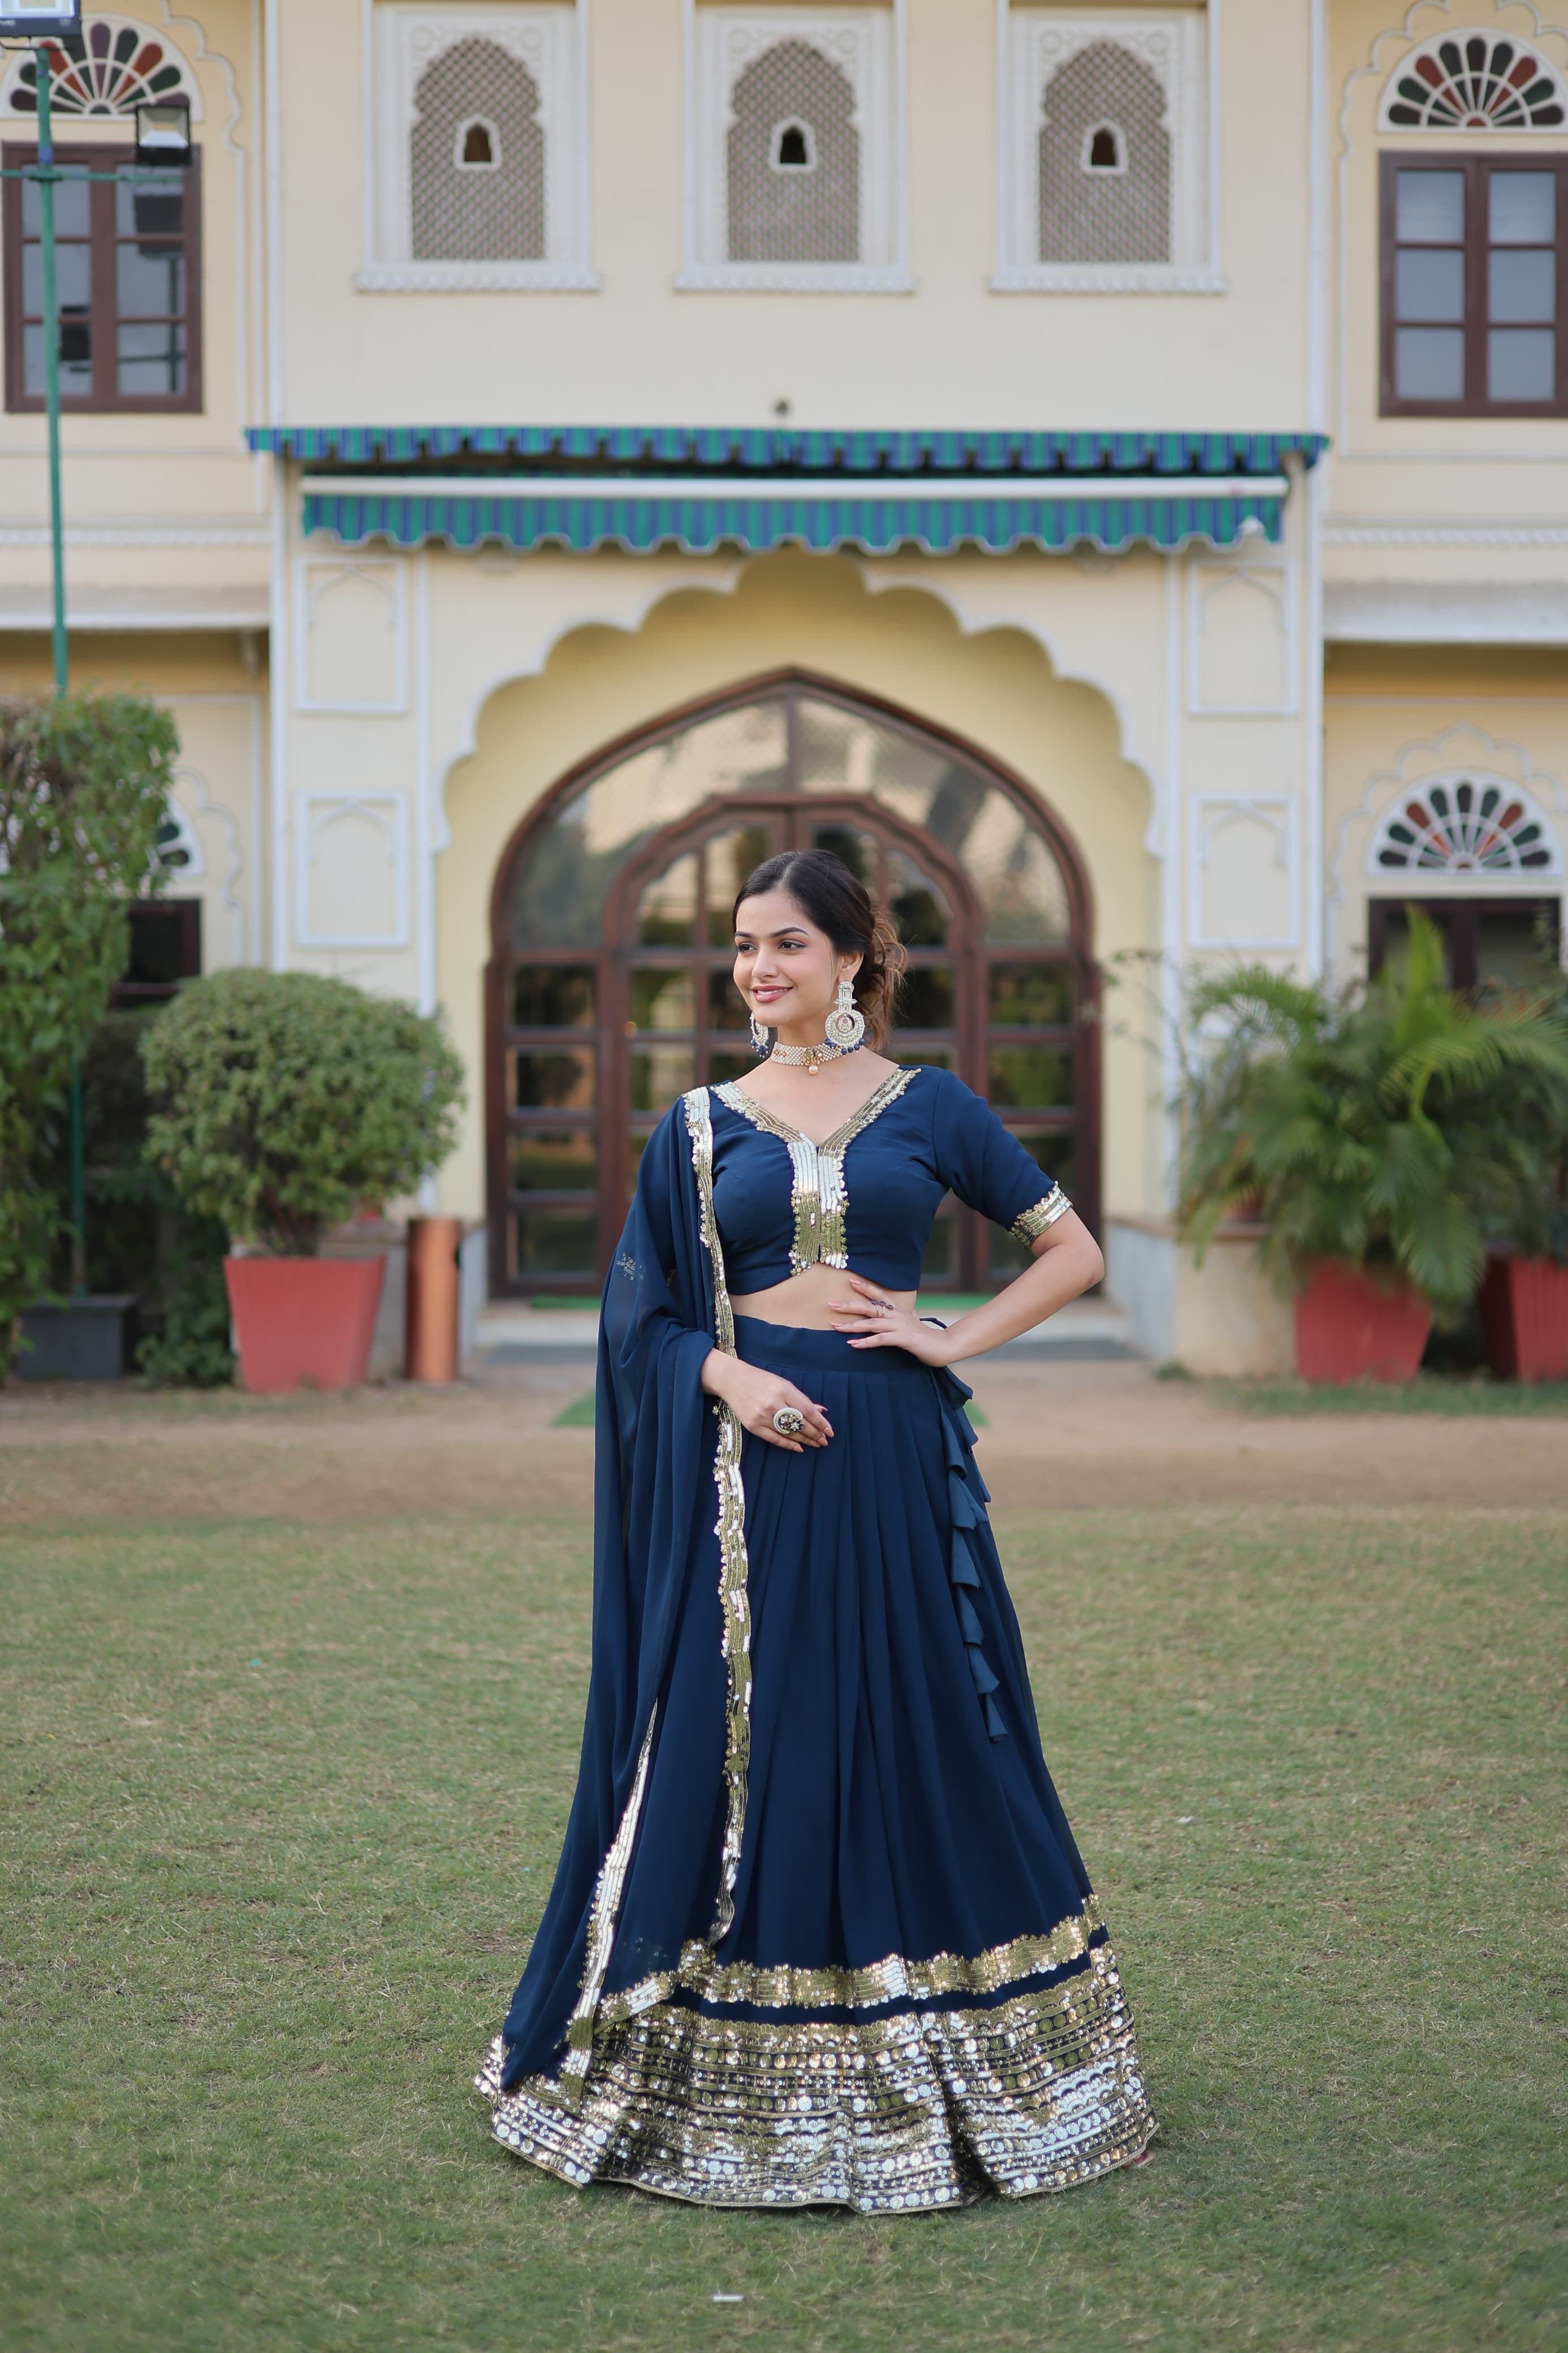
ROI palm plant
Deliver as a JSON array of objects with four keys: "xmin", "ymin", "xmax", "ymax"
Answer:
[{"xmin": 1177, "ymin": 912, "xmax": 1568, "ymax": 1320}]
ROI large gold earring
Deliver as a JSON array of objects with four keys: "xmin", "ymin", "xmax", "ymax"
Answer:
[
  {"xmin": 749, "ymin": 1012, "xmax": 770, "ymax": 1057},
  {"xmin": 825, "ymin": 977, "xmax": 866, "ymax": 1051}
]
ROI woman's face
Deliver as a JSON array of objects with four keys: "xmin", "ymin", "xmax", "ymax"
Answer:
[{"xmin": 733, "ymin": 889, "xmax": 860, "ymax": 1038}]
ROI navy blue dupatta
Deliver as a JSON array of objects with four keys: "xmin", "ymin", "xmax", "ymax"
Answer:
[{"xmin": 499, "ymin": 1091, "xmax": 741, "ymax": 2097}]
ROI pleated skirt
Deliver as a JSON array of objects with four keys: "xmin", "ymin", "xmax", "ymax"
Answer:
[{"xmin": 480, "ymin": 1321, "xmax": 1155, "ymax": 2210}]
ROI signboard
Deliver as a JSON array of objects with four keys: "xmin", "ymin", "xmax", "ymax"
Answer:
[{"xmin": 0, "ymin": 4, "xmax": 82, "ymax": 35}]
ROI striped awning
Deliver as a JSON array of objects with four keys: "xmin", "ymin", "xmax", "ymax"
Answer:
[
  {"xmin": 299, "ymin": 472, "xmax": 1290, "ymax": 556},
  {"xmin": 250, "ymin": 424, "xmax": 1325, "ymax": 476}
]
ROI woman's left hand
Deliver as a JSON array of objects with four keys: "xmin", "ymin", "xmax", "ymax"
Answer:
[{"xmin": 827, "ymin": 1273, "xmax": 953, "ymax": 1365}]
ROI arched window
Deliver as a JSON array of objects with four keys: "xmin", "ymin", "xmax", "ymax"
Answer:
[
  {"xmin": 411, "ymin": 36, "xmax": 544, "ymax": 261},
  {"xmin": 1083, "ymin": 123, "xmax": 1125, "ymax": 174},
  {"xmin": 489, "ymin": 678, "xmax": 1099, "ymax": 1299},
  {"xmin": 727, "ymin": 41, "xmax": 858, "ymax": 262},
  {"xmin": 1039, "ymin": 42, "xmax": 1169, "ymax": 264},
  {"xmin": 0, "ymin": 16, "xmax": 200, "ymax": 120},
  {"xmin": 1368, "ymin": 776, "xmax": 1563, "ymax": 876},
  {"xmin": 456, "ymin": 117, "xmax": 499, "ymax": 170},
  {"xmin": 1380, "ymin": 33, "xmax": 1568, "ymax": 131},
  {"xmin": 772, "ymin": 117, "xmax": 815, "ymax": 171}
]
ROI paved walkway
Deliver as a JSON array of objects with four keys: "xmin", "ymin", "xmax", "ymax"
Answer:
[{"xmin": 1, "ymin": 1355, "xmax": 1564, "ymax": 1528}]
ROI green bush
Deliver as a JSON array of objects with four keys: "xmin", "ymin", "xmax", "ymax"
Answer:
[
  {"xmin": 0, "ymin": 692, "xmax": 179, "ymax": 1380},
  {"xmin": 1176, "ymin": 911, "xmax": 1568, "ymax": 1321},
  {"xmin": 141, "ymin": 971, "xmax": 465, "ymax": 1256},
  {"xmin": 39, "ymin": 1007, "xmax": 233, "ymax": 1385}
]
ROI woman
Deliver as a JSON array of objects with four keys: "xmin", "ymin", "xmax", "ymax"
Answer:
[{"xmin": 477, "ymin": 848, "xmax": 1155, "ymax": 2210}]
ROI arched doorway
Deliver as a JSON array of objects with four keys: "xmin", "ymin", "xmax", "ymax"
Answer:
[{"xmin": 486, "ymin": 672, "xmax": 1099, "ymax": 1297}]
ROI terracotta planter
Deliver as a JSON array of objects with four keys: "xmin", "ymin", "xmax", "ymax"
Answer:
[
  {"xmin": 1294, "ymin": 1261, "xmax": 1432, "ymax": 1385},
  {"xmin": 1478, "ymin": 1255, "xmax": 1568, "ymax": 1383},
  {"xmin": 224, "ymin": 1255, "xmax": 386, "ymax": 1394}
]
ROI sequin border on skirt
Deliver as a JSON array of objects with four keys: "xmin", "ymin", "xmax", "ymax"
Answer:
[{"xmin": 476, "ymin": 1940, "xmax": 1155, "ymax": 2211}]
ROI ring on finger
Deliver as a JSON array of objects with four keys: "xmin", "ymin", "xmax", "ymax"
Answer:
[{"xmin": 772, "ymin": 1406, "xmax": 805, "ymax": 1437}]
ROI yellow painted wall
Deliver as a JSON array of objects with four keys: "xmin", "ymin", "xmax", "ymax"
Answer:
[
  {"xmin": 1325, "ymin": 644, "xmax": 1568, "ymax": 979},
  {"xmin": 433, "ymin": 549, "xmax": 1159, "ymax": 1219},
  {"xmin": 277, "ymin": 0, "xmax": 1311, "ymax": 431},
  {"xmin": 0, "ymin": 631, "xmax": 270, "ymax": 971}
]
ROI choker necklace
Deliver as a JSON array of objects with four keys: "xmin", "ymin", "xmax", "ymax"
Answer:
[{"xmin": 768, "ymin": 1038, "xmax": 862, "ymax": 1076}]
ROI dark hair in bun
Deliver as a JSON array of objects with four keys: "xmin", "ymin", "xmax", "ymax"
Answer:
[{"xmin": 732, "ymin": 846, "xmax": 906, "ymax": 1050}]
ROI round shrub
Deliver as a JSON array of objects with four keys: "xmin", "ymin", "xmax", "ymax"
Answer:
[{"xmin": 141, "ymin": 970, "xmax": 465, "ymax": 1256}]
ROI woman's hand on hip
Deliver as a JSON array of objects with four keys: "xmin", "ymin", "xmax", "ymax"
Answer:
[
  {"xmin": 700, "ymin": 1351, "xmax": 833, "ymax": 1452},
  {"xmin": 828, "ymin": 1274, "xmax": 954, "ymax": 1365}
]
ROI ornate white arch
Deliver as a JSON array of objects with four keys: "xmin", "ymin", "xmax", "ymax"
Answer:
[
  {"xmin": 1328, "ymin": 719, "xmax": 1568, "ymax": 962},
  {"xmin": 428, "ymin": 549, "xmax": 1165, "ymax": 867}
]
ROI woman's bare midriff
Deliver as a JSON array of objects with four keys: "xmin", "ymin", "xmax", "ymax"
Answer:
[{"xmin": 730, "ymin": 1263, "xmax": 918, "ymax": 1332}]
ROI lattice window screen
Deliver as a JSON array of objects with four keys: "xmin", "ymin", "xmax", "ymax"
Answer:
[
  {"xmin": 727, "ymin": 40, "xmax": 860, "ymax": 262},
  {"xmin": 371, "ymin": 7, "xmax": 586, "ymax": 281},
  {"xmin": 1039, "ymin": 41, "xmax": 1169, "ymax": 264},
  {"xmin": 411, "ymin": 36, "xmax": 545, "ymax": 260}
]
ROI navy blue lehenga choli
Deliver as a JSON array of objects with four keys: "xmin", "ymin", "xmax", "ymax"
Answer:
[{"xmin": 477, "ymin": 1066, "xmax": 1155, "ymax": 2210}]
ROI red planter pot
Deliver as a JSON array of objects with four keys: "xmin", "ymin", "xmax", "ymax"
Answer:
[
  {"xmin": 1294, "ymin": 1261, "xmax": 1432, "ymax": 1385},
  {"xmin": 224, "ymin": 1256, "xmax": 386, "ymax": 1394},
  {"xmin": 1478, "ymin": 1256, "xmax": 1568, "ymax": 1383}
]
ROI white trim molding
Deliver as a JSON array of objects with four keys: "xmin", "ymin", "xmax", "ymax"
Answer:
[
  {"xmin": 362, "ymin": 1, "xmax": 596, "ymax": 291},
  {"xmin": 294, "ymin": 790, "xmax": 412, "ymax": 950},
  {"xmin": 1189, "ymin": 793, "xmax": 1302, "ymax": 951},
  {"xmin": 993, "ymin": 3, "xmax": 1218, "ymax": 294},
  {"xmin": 293, "ymin": 556, "xmax": 409, "ymax": 714},
  {"xmin": 677, "ymin": 0, "xmax": 911, "ymax": 292},
  {"xmin": 1186, "ymin": 555, "xmax": 1299, "ymax": 717}
]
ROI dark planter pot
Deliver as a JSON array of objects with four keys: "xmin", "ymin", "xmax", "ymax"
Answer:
[
  {"xmin": 1478, "ymin": 1255, "xmax": 1568, "ymax": 1383},
  {"xmin": 224, "ymin": 1256, "xmax": 386, "ymax": 1394},
  {"xmin": 1294, "ymin": 1261, "xmax": 1432, "ymax": 1385},
  {"xmin": 15, "ymin": 1295, "xmax": 140, "ymax": 1381}
]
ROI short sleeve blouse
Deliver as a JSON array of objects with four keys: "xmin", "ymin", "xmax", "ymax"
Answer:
[{"xmin": 708, "ymin": 1065, "xmax": 1070, "ymax": 1294}]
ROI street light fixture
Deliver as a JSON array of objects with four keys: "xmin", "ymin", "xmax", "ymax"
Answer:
[
  {"xmin": 135, "ymin": 97, "xmax": 192, "ymax": 169},
  {"xmin": 0, "ymin": 5, "xmax": 80, "ymax": 33}
]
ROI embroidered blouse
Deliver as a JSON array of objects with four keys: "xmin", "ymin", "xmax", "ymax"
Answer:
[{"xmin": 709, "ymin": 1065, "xmax": 1070, "ymax": 1295}]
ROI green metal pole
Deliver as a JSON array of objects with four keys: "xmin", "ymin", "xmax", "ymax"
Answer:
[
  {"xmin": 35, "ymin": 50, "xmax": 87, "ymax": 1295},
  {"xmin": 36, "ymin": 46, "xmax": 67, "ymax": 702}
]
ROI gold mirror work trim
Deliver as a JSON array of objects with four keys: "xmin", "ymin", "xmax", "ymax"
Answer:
[
  {"xmin": 478, "ymin": 1941, "xmax": 1155, "ymax": 2212},
  {"xmin": 597, "ymin": 1893, "xmax": 1106, "ymax": 2026},
  {"xmin": 1012, "ymin": 1186, "xmax": 1072, "ymax": 1242},
  {"xmin": 713, "ymin": 1069, "xmax": 918, "ymax": 1275},
  {"xmin": 557, "ymin": 1701, "xmax": 658, "ymax": 2109},
  {"xmin": 683, "ymin": 1085, "xmax": 752, "ymax": 1942}
]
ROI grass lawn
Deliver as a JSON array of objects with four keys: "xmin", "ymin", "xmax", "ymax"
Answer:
[
  {"xmin": 2, "ymin": 1501, "xmax": 1563, "ymax": 2351},
  {"xmin": 1216, "ymin": 1375, "xmax": 1568, "ymax": 1416}
]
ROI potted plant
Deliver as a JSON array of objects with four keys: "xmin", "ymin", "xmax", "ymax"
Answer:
[
  {"xmin": 0, "ymin": 691, "xmax": 179, "ymax": 1384},
  {"xmin": 1177, "ymin": 913, "xmax": 1568, "ymax": 1384},
  {"xmin": 1476, "ymin": 938, "xmax": 1568, "ymax": 1382},
  {"xmin": 142, "ymin": 971, "xmax": 464, "ymax": 1393}
]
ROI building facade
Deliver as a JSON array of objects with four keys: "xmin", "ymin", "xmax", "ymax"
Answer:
[{"xmin": 2, "ymin": 0, "xmax": 1566, "ymax": 1310}]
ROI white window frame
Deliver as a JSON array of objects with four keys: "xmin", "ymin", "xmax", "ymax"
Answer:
[
  {"xmin": 359, "ymin": 1, "xmax": 597, "ymax": 291},
  {"xmin": 678, "ymin": 0, "xmax": 911, "ymax": 292},
  {"xmin": 994, "ymin": 2, "xmax": 1221, "ymax": 293}
]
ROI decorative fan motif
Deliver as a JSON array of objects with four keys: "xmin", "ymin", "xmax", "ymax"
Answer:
[
  {"xmin": 1372, "ymin": 778, "xmax": 1561, "ymax": 874},
  {"xmin": 1382, "ymin": 33, "xmax": 1567, "ymax": 129},
  {"xmin": 3, "ymin": 18, "xmax": 195, "ymax": 118}
]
